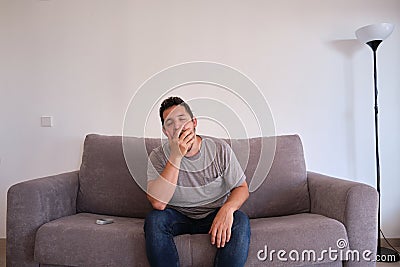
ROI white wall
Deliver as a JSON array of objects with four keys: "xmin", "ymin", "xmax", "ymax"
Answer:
[{"xmin": 1, "ymin": 0, "xmax": 399, "ymax": 238}]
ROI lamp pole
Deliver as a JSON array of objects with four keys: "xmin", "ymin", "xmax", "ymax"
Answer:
[
  {"xmin": 366, "ymin": 39, "xmax": 382, "ymax": 255},
  {"xmin": 367, "ymin": 39, "xmax": 400, "ymax": 261},
  {"xmin": 355, "ymin": 23, "xmax": 398, "ymax": 262}
]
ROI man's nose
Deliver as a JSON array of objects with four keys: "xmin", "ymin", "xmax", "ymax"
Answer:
[{"xmin": 175, "ymin": 121, "xmax": 185, "ymax": 130}]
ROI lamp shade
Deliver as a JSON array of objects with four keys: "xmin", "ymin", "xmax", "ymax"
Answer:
[{"xmin": 355, "ymin": 23, "xmax": 394, "ymax": 43}]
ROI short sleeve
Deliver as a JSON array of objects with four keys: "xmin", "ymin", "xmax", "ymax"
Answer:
[
  {"xmin": 222, "ymin": 143, "xmax": 247, "ymax": 190},
  {"xmin": 147, "ymin": 149, "xmax": 166, "ymax": 181}
]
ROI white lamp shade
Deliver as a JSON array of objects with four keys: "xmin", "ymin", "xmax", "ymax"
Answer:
[{"xmin": 355, "ymin": 23, "xmax": 394, "ymax": 43}]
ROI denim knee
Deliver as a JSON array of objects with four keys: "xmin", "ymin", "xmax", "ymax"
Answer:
[
  {"xmin": 144, "ymin": 209, "xmax": 170, "ymax": 234},
  {"xmin": 232, "ymin": 210, "xmax": 251, "ymax": 237},
  {"xmin": 233, "ymin": 210, "xmax": 249, "ymax": 226}
]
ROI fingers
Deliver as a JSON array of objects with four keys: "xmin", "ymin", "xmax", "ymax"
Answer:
[
  {"xmin": 183, "ymin": 131, "xmax": 195, "ymax": 145},
  {"xmin": 209, "ymin": 227, "xmax": 216, "ymax": 245},
  {"xmin": 180, "ymin": 129, "xmax": 193, "ymax": 141},
  {"xmin": 172, "ymin": 125, "xmax": 193, "ymax": 143},
  {"xmin": 226, "ymin": 227, "xmax": 231, "ymax": 243},
  {"xmin": 171, "ymin": 128, "xmax": 194, "ymax": 157},
  {"xmin": 179, "ymin": 128, "xmax": 195, "ymax": 148},
  {"xmin": 220, "ymin": 229, "xmax": 226, "ymax": 248},
  {"xmin": 167, "ymin": 121, "xmax": 197, "ymax": 159},
  {"xmin": 209, "ymin": 224, "xmax": 229, "ymax": 248},
  {"xmin": 209, "ymin": 209, "xmax": 234, "ymax": 248}
]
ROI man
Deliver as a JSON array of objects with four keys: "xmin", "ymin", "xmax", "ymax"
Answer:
[{"xmin": 144, "ymin": 96, "xmax": 250, "ymax": 267}]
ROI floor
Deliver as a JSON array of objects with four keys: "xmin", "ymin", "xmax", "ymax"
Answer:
[
  {"xmin": 0, "ymin": 239, "xmax": 5, "ymax": 267},
  {"xmin": 378, "ymin": 262, "xmax": 400, "ymax": 266},
  {"xmin": 0, "ymin": 240, "xmax": 398, "ymax": 267}
]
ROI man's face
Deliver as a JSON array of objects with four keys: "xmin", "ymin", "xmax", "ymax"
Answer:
[{"xmin": 162, "ymin": 105, "xmax": 197, "ymax": 139}]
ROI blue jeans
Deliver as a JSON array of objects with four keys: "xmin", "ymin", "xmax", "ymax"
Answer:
[{"xmin": 144, "ymin": 208, "xmax": 251, "ymax": 267}]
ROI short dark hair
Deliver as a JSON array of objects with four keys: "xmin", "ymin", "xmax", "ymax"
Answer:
[{"xmin": 159, "ymin": 96, "xmax": 194, "ymax": 125}]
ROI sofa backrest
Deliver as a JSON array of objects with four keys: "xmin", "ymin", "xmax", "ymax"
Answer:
[
  {"xmin": 236, "ymin": 135, "xmax": 309, "ymax": 218},
  {"xmin": 77, "ymin": 134, "xmax": 309, "ymax": 219}
]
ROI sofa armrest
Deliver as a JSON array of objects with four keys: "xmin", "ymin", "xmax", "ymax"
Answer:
[
  {"xmin": 307, "ymin": 171, "xmax": 378, "ymax": 267},
  {"xmin": 7, "ymin": 170, "xmax": 79, "ymax": 267}
]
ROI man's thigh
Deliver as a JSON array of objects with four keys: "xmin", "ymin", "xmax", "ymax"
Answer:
[
  {"xmin": 144, "ymin": 208, "xmax": 193, "ymax": 236},
  {"xmin": 190, "ymin": 209, "xmax": 219, "ymax": 234}
]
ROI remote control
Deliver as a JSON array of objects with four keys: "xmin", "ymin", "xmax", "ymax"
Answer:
[{"xmin": 96, "ymin": 218, "xmax": 114, "ymax": 225}]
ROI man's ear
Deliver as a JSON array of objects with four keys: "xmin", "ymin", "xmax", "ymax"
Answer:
[{"xmin": 192, "ymin": 117, "xmax": 197, "ymax": 128}]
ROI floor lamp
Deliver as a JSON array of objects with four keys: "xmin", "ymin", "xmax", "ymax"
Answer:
[{"xmin": 355, "ymin": 23, "xmax": 399, "ymax": 262}]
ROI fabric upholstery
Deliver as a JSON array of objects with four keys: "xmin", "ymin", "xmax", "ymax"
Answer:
[
  {"xmin": 34, "ymin": 213, "xmax": 347, "ymax": 267},
  {"xmin": 6, "ymin": 171, "xmax": 79, "ymax": 267},
  {"xmin": 233, "ymin": 135, "xmax": 309, "ymax": 218},
  {"xmin": 77, "ymin": 134, "xmax": 309, "ymax": 219},
  {"xmin": 6, "ymin": 134, "xmax": 378, "ymax": 267},
  {"xmin": 248, "ymin": 214, "xmax": 348, "ymax": 266},
  {"xmin": 77, "ymin": 134, "xmax": 157, "ymax": 218},
  {"xmin": 35, "ymin": 213, "xmax": 148, "ymax": 266},
  {"xmin": 308, "ymin": 172, "xmax": 378, "ymax": 267}
]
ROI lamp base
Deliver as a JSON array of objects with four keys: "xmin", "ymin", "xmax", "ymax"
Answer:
[{"xmin": 378, "ymin": 247, "xmax": 400, "ymax": 262}]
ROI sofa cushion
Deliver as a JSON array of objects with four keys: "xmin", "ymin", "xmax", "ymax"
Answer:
[
  {"xmin": 34, "ymin": 213, "xmax": 195, "ymax": 267},
  {"xmin": 34, "ymin": 213, "xmax": 148, "ymax": 266},
  {"xmin": 236, "ymin": 135, "xmax": 310, "ymax": 218},
  {"xmin": 247, "ymin": 213, "xmax": 348, "ymax": 266},
  {"xmin": 34, "ymin": 213, "xmax": 347, "ymax": 267},
  {"xmin": 77, "ymin": 134, "xmax": 159, "ymax": 218},
  {"xmin": 77, "ymin": 134, "xmax": 309, "ymax": 219}
]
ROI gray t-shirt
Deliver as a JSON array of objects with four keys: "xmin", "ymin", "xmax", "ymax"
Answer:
[{"xmin": 147, "ymin": 135, "xmax": 246, "ymax": 219}]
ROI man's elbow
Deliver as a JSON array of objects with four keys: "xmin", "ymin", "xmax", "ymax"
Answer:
[
  {"xmin": 239, "ymin": 181, "xmax": 250, "ymax": 199},
  {"xmin": 245, "ymin": 189, "xmax": 250, "ymax": 199},
  {"xmin": 152, "ymin": 202, "xmax": 167, "ymax": 210},
  {"xmin": 241, "ymin": 188, "xmax": 249, "ymax": 202},
  {"xmin": 147, "ymin": 195, "xmax": 167, "ymax": 210}
]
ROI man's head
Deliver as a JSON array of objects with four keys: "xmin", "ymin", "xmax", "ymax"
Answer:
[
  {"xmin": 159, "ymin": 96, "xmax": 197, "ymax": 138},
  {"xmin": 159, "ymin": 97, "xmax": 193, "ymax": 125}
]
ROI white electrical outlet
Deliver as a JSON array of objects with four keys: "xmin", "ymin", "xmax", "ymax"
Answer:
[{"xmin": 41, "ymin": 116, "xmax": 53, "ymax": 127}]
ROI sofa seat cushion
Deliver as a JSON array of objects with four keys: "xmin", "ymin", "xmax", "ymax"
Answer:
[
  {"xmin": 34, "ymin": 213, "xmax": 148, "ymax": 267},
  {"xmin": 246, "ymin": 213, "xmax": 348, "ymax": 266},
  {"xmin": 34, "ymin": 212, "xmax": 347, "ymax": 267},
  {"xmin": 34, "ymin": 212, "xmax": 196, "ymax": 267},
  {"xmin": 173, "ymin": 213, "xmax": 348, "ymax": 267}
]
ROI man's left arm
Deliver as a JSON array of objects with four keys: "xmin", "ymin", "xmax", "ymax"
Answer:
[{"xmin": 208, "ymin": 180, "xmax": 249, "ymax": 248}]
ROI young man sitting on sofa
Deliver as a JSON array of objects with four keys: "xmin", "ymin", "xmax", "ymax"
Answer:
[{"xmin": 144, "ymin": 96, "xmax": 251, "ymax": 267}]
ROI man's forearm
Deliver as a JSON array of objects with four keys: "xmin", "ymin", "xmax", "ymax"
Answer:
[
  {"xmin": 209, "ymin": 181, "xmax": 249, "ymax": 248},
  {"xmin": 221, "ymin": 181, "xmax": 249, "ymax": 212},
  {"xmin": 147, "ymin": 157, "xmax": 181, "ymax": 210}
]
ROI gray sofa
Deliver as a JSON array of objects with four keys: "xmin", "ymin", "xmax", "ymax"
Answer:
[{"xmin": 7, "ymin": 134, "xmax": 378, "ymax": 267}]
